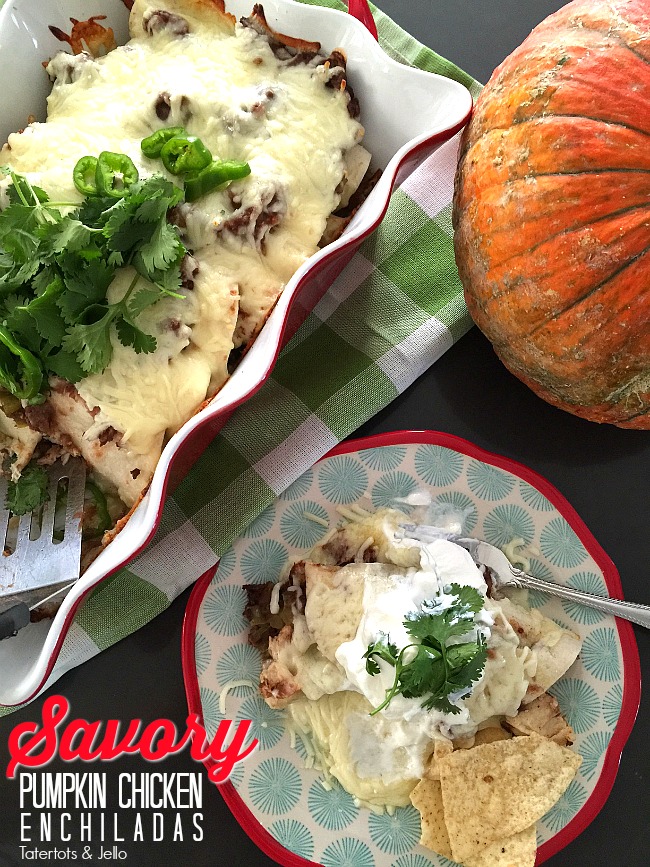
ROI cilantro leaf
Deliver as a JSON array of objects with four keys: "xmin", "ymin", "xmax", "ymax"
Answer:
[
  {"xmin": 62, "ymin": 305, "xmax": 116, "ymax": 375},
  {"xmin": 105, "ymin": 207, "xmax": 154, "ymax": 253},
  {"xmin": 0, "ymin": 169, "xmax": 188, "ymax": 397},
  {"xmin": 41, "ymin": 217, "xmax": 94, "ymax": 254},
  {"xmin": 364, "ymin": 584, "xmax": 487, "ymax": 717},
  {"xmin": 398, "ymin": 645, "xmax": 444, "ymax": 699},
  {"xmin": 132, "ymin": 220, "xmax": 185, "ymax": 277},
  {"xmin": 406, "ymin": 584, "xmax": 484, "ymax": 644},
  {"xmin": 5, "ymin": 465, "xmax": 49, "ymax": 516},
  {"xmin": 447, "ymin": 583, "xmax": 485, "ymax": 617},
  {"xmin": 134, "ymin": 195, "xmax": 171, "ymax": 223},
  {"xmin": 365, "ymin": 657, "xmax": 381, "ymax": 677},
  {"xmin": 56, "ymin": 257, "xmax": 116, "ymax": 323},
  {"xmin": 132, "ymin": 177, "xmax": 182, "ymax": 222},
  {"xmin": 107, "ymin": 250, "xmax": 124, "ymax": 268},
  {"xmin": 132, "ymin": 175, "xmax": 183, "ymax": 213},
  {"xmin": 0, "ymin": 259, "xmax": 43, "ymax": 296},
  {"xmin": 363, "ymin": 634, "xmax": 399, "ymax": 676},
  {"xmin": 4, "ymin": 303, "xmax": 43, "ymax": 354},
  {"xmin": 77, "ymin": 194, "xmax": 121, "ymax": 228},
  {"xmin": 0, "ymin": 206, "xmax": 45, "ymax": 259},
  {"xmin": 32, "ymin": 265, "xmax": 61, "ymax": 296},
  {"xmin": 151, "ymin": 261, "xmax": 184, "ymax": 294},
  {"xmin": 45, "ymin": 349, "xmax": 85, "ymax": 382},
  {"xmin": 421, "ymin": 694, "xmax": 462, "ymax": 716},
  {"xmin": 446, "ymin": 641, "xmax": 488, "ymax": 690},
  {"xmin": 7, "ymin": 276, "xmax": 67, "ymax": 346},
  {"xmin": 128, "ymin": 286, "xmax": 168, "ymax": 319},
  {"xmin": 115, "ymin": 317, "xmax": 157, "ymax": 354},
  {"xmin": 27, "ymin": 299, "xmax": 68, "ymax": 346},
  {"xmin": 7, "ymin": 174, "xmax": 50, "ymax": 207},
  {"xmin": 445, "ymin": 641, "xmax": 484, "ymax": 670}
]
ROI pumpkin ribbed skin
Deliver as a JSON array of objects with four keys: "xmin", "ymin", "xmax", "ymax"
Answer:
[{"xmin": 453, "ymin": 0, "xmax": 650, "ymax": 429}]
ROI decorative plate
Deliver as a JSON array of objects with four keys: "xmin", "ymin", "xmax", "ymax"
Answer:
[{"xmin": 183, "ymin": 430, "xmax": 640, "ymax": 866}]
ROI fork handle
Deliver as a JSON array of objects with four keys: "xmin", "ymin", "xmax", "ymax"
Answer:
[{"xmin": 508, "ymin": 573, "xmax": 650, "ymax": 629}]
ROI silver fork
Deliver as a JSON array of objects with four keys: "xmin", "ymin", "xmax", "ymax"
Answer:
[
  {"xmin": 401, "ymin": 523, "xmax": 650, "ymax": 629},
  {"xmin": 0, "ymin": 458, "xmax": 86, "ymax": 639}
]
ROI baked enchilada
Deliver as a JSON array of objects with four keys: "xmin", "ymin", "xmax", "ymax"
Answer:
[{"xmin": 0, "ymin": 0, "xmax": 371, "ymax": 545}]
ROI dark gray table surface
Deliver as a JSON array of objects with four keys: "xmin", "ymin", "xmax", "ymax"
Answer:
[{"xmin": 1, "ymin": 2, "xmax": 648, "ymax": 865}]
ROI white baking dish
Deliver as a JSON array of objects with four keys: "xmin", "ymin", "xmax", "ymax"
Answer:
[{"xmin": 0, "ymin": 0, "xmax": 472, "ymax": 706}]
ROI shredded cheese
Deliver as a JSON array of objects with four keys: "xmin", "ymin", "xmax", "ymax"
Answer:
[
  {"xmin": 354, "ymin": 536, "xmax": 374, "ymax": 562},
  {"xmin": 269, "ymin": 580, "xmax": 283, "ymax": 616},
  {"xmin": 303, "ymin": 511, "xmax": 330, "ymax": 528},
  {"xmin": 218, "ymin": 679, "xmax": 256, "ymax": 715},
  {"xmin": 314, "ymin": 526, "xmax": 338, "ymax": 547},
  {"xmin": 502, "ymin": 537, "xmax": 532, "ymax": 572},
  {"xmin": 335, "ymin": 505, "xmax": 364, "ymax": 522}
]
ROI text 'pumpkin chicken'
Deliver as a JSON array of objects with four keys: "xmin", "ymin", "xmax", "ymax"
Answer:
[{"xmin": 453, "ymin": 0, "xmax": 649, "ymax": 429}]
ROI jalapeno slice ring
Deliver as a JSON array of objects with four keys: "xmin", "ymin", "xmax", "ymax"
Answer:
[
  {"xmin": 184, "ymin": 159, "xmax": 251, "ymax": 202},
  {"xmin": 160, "ymin": 136, "xmax": 212, "ymax": 175},
  {"xmin": 95, "ymin": 152, "xmax": 139, "ymax": 198},
  {"xmin": 73, "ymin": 156, "xmax": 99, "ymax": 197},
  {"xmin": 141, "ymin": 126, "xmax": 187, "ymax": 159}
]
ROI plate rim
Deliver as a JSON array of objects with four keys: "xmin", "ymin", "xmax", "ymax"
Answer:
[{"xmin": 181, "ymin": 428, "xmax": 641, "ymax": 866}]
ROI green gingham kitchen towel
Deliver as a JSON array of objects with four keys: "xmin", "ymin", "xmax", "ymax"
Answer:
[{"xmin": 0, "ymin": 0, "xmax": 481, "ymax": 710}]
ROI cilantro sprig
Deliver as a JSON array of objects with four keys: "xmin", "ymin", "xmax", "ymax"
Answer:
[
  {"xmin": 0, "ymin": 167, "xmax": 187, "ymax": 400},
  {"xmin": 5, "ymin": 464, "xmax": 49, "ymax": 515},
  {"xmin": 362, "ymin": 584, "xmax": 488, "ymax": 716}
]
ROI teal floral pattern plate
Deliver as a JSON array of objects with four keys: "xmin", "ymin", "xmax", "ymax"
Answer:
[{"xmin": 183, "ymin": 431, "xmax": 640, "ymax": 866}]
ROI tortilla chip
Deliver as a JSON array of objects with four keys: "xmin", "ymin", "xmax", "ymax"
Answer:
[
  {"xmin": 409, "ymin": 778, "xmax": 453, "ymax": 859},
  {"xmin": 455, "ymin": 726, "xmax": 513, "ymax": 750},
  {"xmin": 472, "ymin": 726, "xmax": 512, "ymax": 746},
  {"xmin": 466, "ymin": 825, "xmax": 537, "ymax": 867},
  {"xmin": 438, "ymin": 733, "xmax": 581, "ymax": 863},
  {"xmin": 453, "ymin": 733, "xmax": 476, "ymax": 749},
  {"xmin": 423, "ymin": 736, "xmax": 453, "ymax": 780}
]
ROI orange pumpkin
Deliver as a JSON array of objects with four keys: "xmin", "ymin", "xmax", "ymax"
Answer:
[{"xmin": 453, "ymin": 0, "xmax": 649, "ymax": 429}]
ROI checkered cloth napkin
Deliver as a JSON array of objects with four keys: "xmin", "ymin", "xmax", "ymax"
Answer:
[{"xmin": 0, "ymin": 0, "xmax": 481, "ymax": 711}]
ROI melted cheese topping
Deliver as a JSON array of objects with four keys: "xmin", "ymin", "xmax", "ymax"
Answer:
[
  {"xmin": 0, "ymin": 3, "xmax": 363, "ymax": 456},
  {"xmin": 289, "ymin": 691, "xmax": 422, "ymax": 808}
]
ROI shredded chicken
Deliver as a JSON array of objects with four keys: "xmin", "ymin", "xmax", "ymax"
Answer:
[
  {"xmin": 504, "ymin": 693, "xmax": 575, "ymax": 747},
  {"xmin": 259, "ymin": 624, "xmax": 302, "ymax": 708}
]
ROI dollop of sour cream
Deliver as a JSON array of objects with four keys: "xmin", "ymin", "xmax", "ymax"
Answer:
[{"xmin": 334, "ymin": 538, "xmax": 494, "ymax": 781}]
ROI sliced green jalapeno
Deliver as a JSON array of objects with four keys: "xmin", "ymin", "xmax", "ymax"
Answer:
[
  {"xmin": 183, "ymin": 159, "xmax": 251, "ymax": 202},
  {"xmin": 95, "ymin": 152, "xmax": 139, "ymax": 198},
  {"xmin": 0, "ymin": 325, "xmax": 43, "ymax": 400},
  {"xmin": 140, "ymin": 126, "xmax": 187, "ymax": 159},
  {"xmin": 73, "ymin": 156, "xmax": 99, "ymax": 196},
  {"xmin": 160, "ymin": 136, "xmax": 212, "ymax": 175}
]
